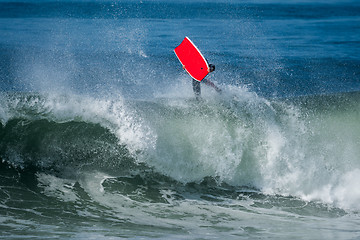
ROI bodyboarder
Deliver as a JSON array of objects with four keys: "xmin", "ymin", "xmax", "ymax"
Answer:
[{"xmin": 174, "ymin": 36, "xmax": 221, "ymax": 98}]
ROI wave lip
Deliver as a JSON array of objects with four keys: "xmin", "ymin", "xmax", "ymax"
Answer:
[{"xmin": 0, "ymin": 92, "xmax": 155, "ymax": 174}]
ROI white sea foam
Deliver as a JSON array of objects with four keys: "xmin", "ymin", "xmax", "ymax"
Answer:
[
  {"xmin": 301, "ymin": 169, "xmax": 360, "ymax": 210},
  {"xmin": 37, "ymin": 173, "xmax": 78, "ymax": 202}
]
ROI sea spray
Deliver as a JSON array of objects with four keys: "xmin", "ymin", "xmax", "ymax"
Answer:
[{"xmin": 135, "ymin": 86, "xmax": 360, "ymax": 211}]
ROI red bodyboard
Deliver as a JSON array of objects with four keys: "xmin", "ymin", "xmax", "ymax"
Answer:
[{"xmin": 174, "ymin": 37, "xmax": 209, "ymax": 82}]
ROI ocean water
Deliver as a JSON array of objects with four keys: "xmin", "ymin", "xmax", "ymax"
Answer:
[{"xmin": 1, "ymin": 0, "xmax": 360, "ymax": 239}]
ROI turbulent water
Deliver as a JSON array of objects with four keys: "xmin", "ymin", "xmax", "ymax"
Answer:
[{"xmin": 1, "ymin": 0, "xmax": 360, "ymax": 239}]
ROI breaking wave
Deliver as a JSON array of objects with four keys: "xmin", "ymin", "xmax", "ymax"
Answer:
[{"xmin": 1, "ymin": 88, "xmax": 360, "ymax": 211}]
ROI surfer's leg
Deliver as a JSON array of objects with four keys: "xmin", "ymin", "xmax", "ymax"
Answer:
[
  {"xmin": 192, "ymin": 79, "xmax": 201, "ymax": 97},
  {"xmin": 202, "ymin": 79, "xmax": 222, "ymax": 93}
]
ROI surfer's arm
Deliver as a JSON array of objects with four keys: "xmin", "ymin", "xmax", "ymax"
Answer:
[{"xmin": 202, "ymin": 79, "xmax": 222, "ymax": 93}]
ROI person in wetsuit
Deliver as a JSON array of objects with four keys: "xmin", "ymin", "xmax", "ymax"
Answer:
[{"xmin": 191, "ymin": 64, "xmax": 221, "ymax": 98}]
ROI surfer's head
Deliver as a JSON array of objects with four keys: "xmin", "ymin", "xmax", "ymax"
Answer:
[{"xmin": 209, "ymin": 64, "xmax": 215, "ymax": 72}]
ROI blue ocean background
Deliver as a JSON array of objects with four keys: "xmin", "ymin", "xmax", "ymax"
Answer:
[{"xmin": 1, "ymin": 0, "xmax": 360, "ymax": 239}]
